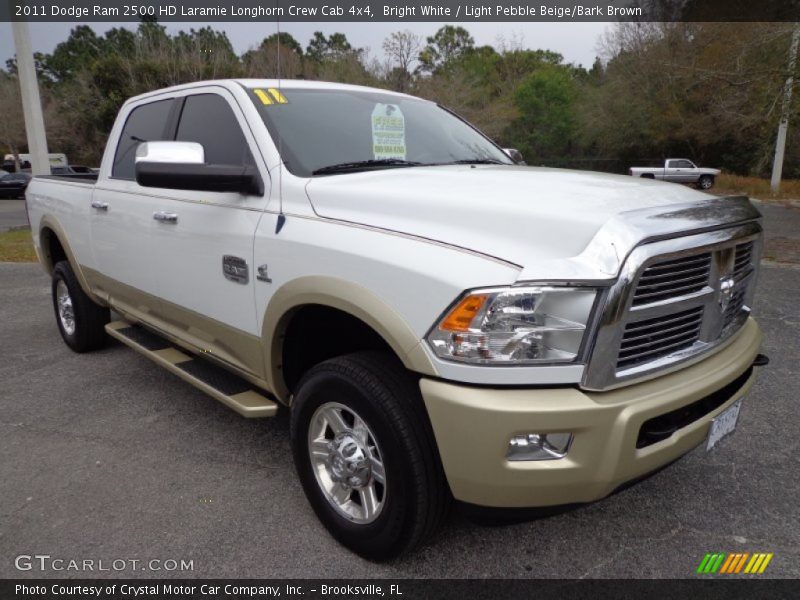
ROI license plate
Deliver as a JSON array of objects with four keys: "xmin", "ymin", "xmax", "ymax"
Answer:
[{"xmin": 706, "ymin": 399, "xmax": 743, "ymax": 451}]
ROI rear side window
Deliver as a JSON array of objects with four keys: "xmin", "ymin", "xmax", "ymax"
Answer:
[
  {"xmin": 176, "ymin": 94, "xmax": 254, "ymax": 167},
  {"xmin": 112, "ymin": 99, "xmax": 173, "ymax": 179}
]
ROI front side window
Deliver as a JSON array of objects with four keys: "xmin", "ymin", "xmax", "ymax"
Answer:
[
  {"xmin": 176, "ymin": 94, "xmax": 254, "ymax": 167},
  {"xmin": 249, "ymin": 87, "xmax": 512, "ymax": 176},
  {"xmin": 112, "ymin": 99, "xmax": 173, "ymax": 179},
  {"xmin": 676, "ymin": 160, "xmax": 694, "ymax": 168}
]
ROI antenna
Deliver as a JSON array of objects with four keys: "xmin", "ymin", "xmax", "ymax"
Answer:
[{"xmin": 275, "ymin": 0, "xmax": 286, "ymax": 234}]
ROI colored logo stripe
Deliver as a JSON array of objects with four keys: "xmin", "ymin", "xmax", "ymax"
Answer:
[
  {"xmin": 697, "ymin": 553, "xmax": 725, "ymax": 573},
  {"xmin": 745, "ymin": 553, "xmax": 773, "ymax": 574},
  {"xmin": 267, "ymin": 88, "xmax": 289, "ymax": 104},
  {"xmin": 697, "ymin": 552, "xmax": 773, "ymax": 574},
  {"xmin": 254, "ymin": 89, "xmax": 273, "ymax": 105},
  {"xmin": 254, "ymin": 88, "xmax": 289, "ymax": 106}
]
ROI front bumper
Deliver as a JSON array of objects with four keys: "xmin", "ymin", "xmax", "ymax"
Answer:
[{"xmin": 420, "ymin": 317, "xmax": 762, "ymax": 508}]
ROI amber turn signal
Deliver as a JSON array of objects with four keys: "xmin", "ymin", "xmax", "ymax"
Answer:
[{"xmin": 439, "ymin": 294, "xmax": 488, "ymax": 332}]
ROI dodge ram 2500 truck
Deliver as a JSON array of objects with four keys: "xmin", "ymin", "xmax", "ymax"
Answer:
[
  {"xmin": 26, "ymin": 79, "xmax": 765, "ymax": 559},
  {"xmin": 630, "ymin": 159, "xmax": 721, "ymax": 189}
]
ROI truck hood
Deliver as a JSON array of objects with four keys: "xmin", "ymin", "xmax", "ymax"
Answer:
[{"xmin": 305, "ymin": 165, "xmax": 729, "ymax": 276}]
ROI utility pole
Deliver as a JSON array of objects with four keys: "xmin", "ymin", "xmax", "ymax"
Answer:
[
  {"xmin": 771, "ymin": 25, "xmax": 800, "ymax": 194},
  {"xmin": 11, "ymin": 20, "xmax": 50, "ymax": 176}
]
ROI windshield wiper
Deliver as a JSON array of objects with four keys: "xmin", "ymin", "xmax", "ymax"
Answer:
[
  {"xmin": 448, "ymin": 158, "xmax": 507, "ymax": 165},
  {"xmin": 312, "ymin": 159, "xmax": 422, "ymax": 175}
]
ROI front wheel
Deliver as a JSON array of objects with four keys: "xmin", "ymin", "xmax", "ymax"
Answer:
[
  {"xmin": 698, "ymin": 175, "xmax": 714, "ymax": 189},
  {"xmin": 290, "ymin": 352, "xmax": 449, "ymax": 560},
  {"xmin": 52, "ymin": 260, "xmax": 109, "ymax": 352}
]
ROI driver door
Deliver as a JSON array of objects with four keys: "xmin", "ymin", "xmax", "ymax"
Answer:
[{"xmin": 147, "ymin": 90, "xmax": 271, "ymax": 378}]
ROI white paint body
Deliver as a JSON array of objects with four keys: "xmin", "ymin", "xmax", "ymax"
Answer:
[{"xmin": 26, "ymin": 79, "xmax": 724, "ymax": 386}]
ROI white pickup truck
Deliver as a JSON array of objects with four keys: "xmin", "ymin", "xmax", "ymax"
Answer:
[
  {"xmin": 26, "ymin": 79, "xmax": 765, "ymax": 559},
  {"xmin": 630, "ymin": 159, "xmax": 721, "ymax": 189}
]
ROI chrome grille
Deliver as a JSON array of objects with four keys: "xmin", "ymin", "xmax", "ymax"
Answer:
[
  {"xmin": 732, "ymin": 241, "xmax": 754, "ymax": 279},
  {"xmin": 632, "ymin": 253, "xmax": 711, "ymax": 306},
  {"xmin": 617, "ymin": 307, "xmax": 703, "ymax": 370},
  {"xmin": 582, "ymin": 221, "xmax": 762, "ymax": 391},
  {"xmin": 723, "ymin": 286, "xmax": 747, "ymax": 328}
]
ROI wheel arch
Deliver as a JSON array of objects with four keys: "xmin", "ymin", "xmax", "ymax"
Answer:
[
  {"xmin": 38, "ymin": 216, "xmax": 104, "ymax": 305},
  {"xmin": 262, "ymin": 276, "xmax": 438, "ymax": 402}
]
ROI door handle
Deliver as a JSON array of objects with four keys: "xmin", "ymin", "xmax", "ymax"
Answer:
[
  {"xmin": 153, "ymin": 211, "xmax": 178, "ymax": 223},
  {"xmin": 91, "ymin": 200, "xmax": 108, "ymax": 210}
]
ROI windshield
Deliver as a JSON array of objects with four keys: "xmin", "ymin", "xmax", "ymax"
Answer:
[{"xmin": 248, "ymin": 87, "xmax": 512, "ymax": 176}]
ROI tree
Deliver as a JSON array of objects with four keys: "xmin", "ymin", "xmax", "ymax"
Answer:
[
  {"xmin": 582, "ymin": 22, "xmax": 796, "ymax": 174},
  {"xmin": 262, "ymin": 32, "xmax": 303, "ymax": 56},
  {"xmin": 40, "ymin": 25, "xmax": 104, "ymax": 82},
  {"xmin": 418, "ymin": 25, "xmax": 474, "ymax": 73},
  {"xmin": 509, "ymin": 65, "xmax": 578, "ymax": 159},
  {"xmin": 0, "ymin": 73, "xmax": 27, "ymax": 165},
  {"xmin": 306, "ymin": 31, "xmax": 361, "ymax": 62},
  {"xmin": 242, "ymin": 32, "xmax": 304, "ymax": 78},
  {"xmin": 382, "ymin": 30, "xmax": 421, "ymax": 91}
]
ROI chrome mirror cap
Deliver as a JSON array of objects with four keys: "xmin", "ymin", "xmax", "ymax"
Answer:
[{"xmin": 135, "ymin": 141, "xmax": 205, "ymax": 165}]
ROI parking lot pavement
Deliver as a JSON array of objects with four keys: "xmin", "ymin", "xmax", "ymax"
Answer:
[
  {"xmin": 1, "ymin": 234, "xmax": 798, "ymax": 579},
  {"xmin": 0, "ymin": 200, "xmax": 27, "ymax": 232}
]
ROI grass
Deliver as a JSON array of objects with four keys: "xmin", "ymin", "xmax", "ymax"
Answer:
[
  {"xmin": 0, "ymin": 228, "xmax": 38, "ymax": 262},
  {"xmin": 714, "ymin": 173, "xmax": 800, "ymax": 202}
]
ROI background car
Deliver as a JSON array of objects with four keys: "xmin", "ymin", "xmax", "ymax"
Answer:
[
  {"xmin": 629, "ymin": 159, "xmax": 722, "ymax": 189},
  {"xmin": 0, "ymin": 171, "xmax": 31, "ymax": 199}
]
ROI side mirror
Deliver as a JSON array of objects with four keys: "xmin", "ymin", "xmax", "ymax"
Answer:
[
  {"xmin": 135, "ymin": 141, "xmax": 264, "ymax": 196},
  {"xmin": 503, "ymin": 148, "xmax": 525, "ymax": 164}
]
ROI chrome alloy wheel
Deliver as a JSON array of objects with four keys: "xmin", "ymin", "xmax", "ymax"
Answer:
[
  {"xmin": 308, "ymin": 402, "xmax": 386, "ymax": 524},
  {"xmin": 56, "ymin": 279, "xmax": 76, "ymax": 336}
]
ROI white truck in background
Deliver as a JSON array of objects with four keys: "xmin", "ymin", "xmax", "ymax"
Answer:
[
  {"xmin": 25, "ymin": 79, "xmax": 765, "ymax": 559},
  {"xmin": 630, "ymin": 159, "xmax": 721, "ymax": 189}
]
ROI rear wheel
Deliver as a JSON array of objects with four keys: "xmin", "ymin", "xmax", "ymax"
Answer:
[
  {"xmin": 52, "ymin": 260, "xmax": 109, "ymax": 352},
  {"xmin": 290, "ymin": 351, "xmax": 449, "ymax": 560},
  {"xmin": 698, "ymin": 175, "xmax": 714, "ymax": 189}
]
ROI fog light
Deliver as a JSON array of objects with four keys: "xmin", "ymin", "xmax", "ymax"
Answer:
[{"xmin": 506, "ymin": 432, "xmax": 573, "ymax": 461}]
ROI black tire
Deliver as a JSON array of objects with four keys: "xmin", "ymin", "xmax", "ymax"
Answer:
[
  {"xmin": 51, "ymin": 260, "xmax": 109, "ymax": 352},
  {"xmin": 698, "ymin": 175, "xmax": 714, "ymax": 190},
  {"xmin": 290, "ymin": 351, "xmax": 449, "ymax": 560}
]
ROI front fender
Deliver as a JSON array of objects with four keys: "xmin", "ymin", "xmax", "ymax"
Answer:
[{"xmin": 261, "ymin": 275, "xmax": 438, "ymax": 401}]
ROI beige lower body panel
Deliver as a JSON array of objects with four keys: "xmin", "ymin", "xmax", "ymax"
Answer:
[
  {"xmin": 84, "ymin": 266, "xmax": 269, "ymax": 391},
  {"xmin": 421, "ymin": 318, "xmax": 762, "ymax": 508},
  {"xmin": 106, "ymin": 321, "xmax": 277, "ymax": 418}
]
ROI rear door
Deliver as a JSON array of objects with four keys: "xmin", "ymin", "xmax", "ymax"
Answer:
[
  {"xmin": 89, "ymin": 98, "xmax": 175, "ymax": 314},
  {"xmin": 148, "ymin": 89, "xmax": 271, "ymax": 377}
]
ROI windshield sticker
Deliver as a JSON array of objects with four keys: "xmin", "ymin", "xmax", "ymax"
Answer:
[
  {"xmin": 254, "ymin": 88, "xmax": 288, "ymax": 106},
  {"xmin": 371, "ymin": 104, "xmax": 406, "ymax": 160}
]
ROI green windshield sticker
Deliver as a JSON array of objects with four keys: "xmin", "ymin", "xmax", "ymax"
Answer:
[{"xmin": 371, "ymin": 104, "xmax": 406, "ymax": 160}]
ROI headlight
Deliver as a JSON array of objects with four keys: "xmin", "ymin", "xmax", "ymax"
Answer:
[{"xmin": 427, "ymin": 286, "xmax": 598, "ymax": 365}]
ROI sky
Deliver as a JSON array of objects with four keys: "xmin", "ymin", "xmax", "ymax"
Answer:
[{"xmin": 0, "ymin": 21, "xmax": 611, "ymax": 69}]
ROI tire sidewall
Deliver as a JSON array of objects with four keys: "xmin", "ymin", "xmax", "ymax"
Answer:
[
  {"xmin": 699, "ymin": 175, "xmax": 713, "ymax": 189},
  {"xmin": 52, "ymin": 263, "xmax": 80, "ymax": 350},
  {"xmin": 291, "ymin": 369, "xmax": 417, "ymax": 558}
]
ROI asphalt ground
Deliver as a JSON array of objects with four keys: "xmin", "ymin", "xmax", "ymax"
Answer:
[
  {"xmin": 0, "ymin": 200, "xmax": 27, "ymax": 232},
  {"xmin": 1, "ymin": 207, "xmax": 798, "ymax": 579}
]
